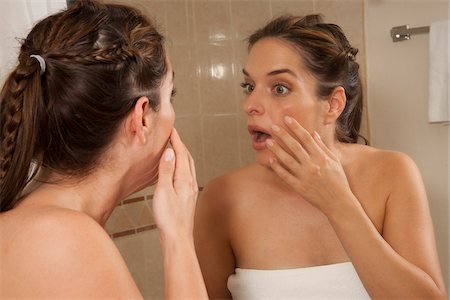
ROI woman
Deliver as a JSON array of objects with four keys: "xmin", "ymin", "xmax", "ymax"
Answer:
[
  {"xmin": 195, "ymin": 15, "xmax": 447, "ymax": 299},
  {"xmin": 0, "ymin": 1, "xmax": 207, "ymax": 298}
]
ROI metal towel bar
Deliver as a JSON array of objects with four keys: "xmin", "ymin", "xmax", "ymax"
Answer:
[{"xmin": 391, "ymin": 25, "xmax": 430, "ymax": 42}]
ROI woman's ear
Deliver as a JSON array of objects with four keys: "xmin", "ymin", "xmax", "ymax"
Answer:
[
  {"xmin": 324, "ymin": 86, "xmax": 346, "ymax": 125},
  {"xmin": 128, "ymin": 96, "xmax": 151, "ymax": 144}
]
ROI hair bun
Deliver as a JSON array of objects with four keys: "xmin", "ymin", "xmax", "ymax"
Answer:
[{"xmin": 347, "ymin": 47, "xmax": 358, "ymax": 61}]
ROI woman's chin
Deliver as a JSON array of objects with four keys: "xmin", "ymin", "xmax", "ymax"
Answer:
[{"xmin": 255, "ymin": 151, "xmax": 272, "ymax": 168}]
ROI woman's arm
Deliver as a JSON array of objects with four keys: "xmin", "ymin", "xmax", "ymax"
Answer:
[
  {"xmin": 194, "ymin": 179, "xmax": 237, "ymax": 299},
  {"xmin": 327, "ymin": 153, "xmax": 446, "ymax": 299},
  {"xmin": 266, "ymin": 116, "xmax": 447, "ymax": 299},
  {"xmin": 152, "ymin": 129, "xmax": 208, "ymax": 300}
]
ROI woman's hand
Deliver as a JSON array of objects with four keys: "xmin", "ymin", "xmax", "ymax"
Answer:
[
  {"xmin": 152, "ymin": 129, "xmax": 208, "ymax": 300},
  {"xmin": 266, "ymin": 116, "xmax": 353, "ymax": 215},
  {"xmin": 152, "ymin": 128, "xmax": 198, "ymax": 242}
]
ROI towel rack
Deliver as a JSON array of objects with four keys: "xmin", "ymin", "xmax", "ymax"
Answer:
[{"xmin": 391, "ymin": 25, "xmax": 430, "ymax": 42}]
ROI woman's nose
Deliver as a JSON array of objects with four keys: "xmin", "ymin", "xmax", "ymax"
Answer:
[{"xmin": 243, "ymin": 93, "xmax": 264, "ymax": 116}]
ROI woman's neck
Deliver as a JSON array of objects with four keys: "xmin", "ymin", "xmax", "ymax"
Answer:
[{"xmin": 17, "ymin": 167, "xmax": 132, "ymax": 227}]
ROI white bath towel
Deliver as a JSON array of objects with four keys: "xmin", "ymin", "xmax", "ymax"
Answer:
[
  {"xmin": 228, "ymin": 262, "xmax": 370, "ymax": 299},
  {"xmin": 428, "ymin": 20, "xmax": 450, "ymax": 123},
  {"xmin": 0, "ymin": 0, "xmax": 66, "ymax": 81}
]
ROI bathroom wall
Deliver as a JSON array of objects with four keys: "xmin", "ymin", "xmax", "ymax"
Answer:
[
  {"xmin": 0, "ymin": 0, "xmax": 66, "ymax": 81},
  {"xmin": 365, "ymin": 0, "xmax": 449, "ymax": 291},
  {"xmin": 107, "ymin": 0, "xmax": 368, "ymax": 187},
  {"xmin": 105, "ymin": 0, "xmax": 368, "ymax": 299}
]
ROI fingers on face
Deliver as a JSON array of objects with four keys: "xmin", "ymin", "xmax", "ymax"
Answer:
[
  {"xmin": 266, "ymin": 138, "xmax": 302, "ymax": 175},
  {"xmin": 170, "ymin": 129, "xmax": 198, "ymax": 194},
  {"xmin": 269, "ymin": 156, "xmax": 299, "ymax": 188},
  {"xmin": 269, "ymin": 124, "xmax": 309, "ymax": 163},
  {"xmin": 283, "ymin": 117, "xmax": 324, "ymax": 156}
]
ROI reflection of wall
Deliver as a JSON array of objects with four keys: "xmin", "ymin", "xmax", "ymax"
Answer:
[
  {"xmin": 107, "ymin": 0, "xmax": 367, "ymax": 298},
  {"xmin": 110, "ymin": 0, "xmax": 368, "ymax": 187},
  {"xmin": 0, "ymin": 1, "xmax": 66, "ymax": 82},
  {"xmin": 365, "ymin": 0, "xmax": 449, "ymax": 291}
]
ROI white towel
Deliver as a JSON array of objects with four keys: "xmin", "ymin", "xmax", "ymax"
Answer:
[
  {"xmin": 228, "ymin": 262, "xmax": 370, "ymax": 299},
  {"xmin": 0, "ymin": 0, "xmax": 66, "ymax": 81},
  {"xmin": 428, "ymin": 20, "xmax": 450, "ymax": 123}
]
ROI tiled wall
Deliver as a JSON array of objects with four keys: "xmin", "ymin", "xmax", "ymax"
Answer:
[{"xmin": 106, "ymin": 0, "xmax": 367, "ymax": 299}]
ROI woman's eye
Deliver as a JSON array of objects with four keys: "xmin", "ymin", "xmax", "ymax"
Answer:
[
  {"xmin": 171, "ymin": 88, "xmax": 177, "ymax": 97},
  {"xmin": 240, "ymin": 82, "xmax": 254, "ymax": 94},
  {"xmin": 274, "ymin": 84, "xmax": 289, "ymax": 95}
]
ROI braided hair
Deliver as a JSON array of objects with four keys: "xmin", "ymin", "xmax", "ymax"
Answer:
[
  {"xmin": 248, "ymin": 15, "xmax": 366, "ymax": 145},
  {"xmin": 0, "ymin": 0, "xmax": 167, "ymax": 211}
]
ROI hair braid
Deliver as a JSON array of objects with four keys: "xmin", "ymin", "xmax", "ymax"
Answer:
[
  {"xmin": 45, "ymin": 45, "xmax": 137, "ymax": 66},
  {"xmin": 1, "ymin": 0, "xmax": 167, "ymax": 212},
  {"xmin": 1, "ymin": 59, "xmax": 44, "ymax": 211}
]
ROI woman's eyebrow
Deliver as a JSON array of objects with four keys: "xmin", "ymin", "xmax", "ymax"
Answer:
[
  {"xmin": 242, "ymin": 68, "xmax": 297, "ymax": 77},
  {"xmin": 267, "ymin": 68, "xmax": 297, "ymax": 77}
]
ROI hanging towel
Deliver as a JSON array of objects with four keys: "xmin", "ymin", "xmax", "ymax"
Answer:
[
  {"xmin": 428, "ymin": 20, "xmax": 450, "ymax": 123},
  {"xmin": 0, "ymin": 0, "xmax": 66, "ymax": 81}
]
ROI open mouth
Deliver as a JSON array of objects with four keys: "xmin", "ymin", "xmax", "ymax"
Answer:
[
  {"xmin": 253, "ymin": 130, "xmax": 271, "ymax": 143},
  {"xmin": 248, "ymin": 126, "xmax": 272, "ymax": 148}
]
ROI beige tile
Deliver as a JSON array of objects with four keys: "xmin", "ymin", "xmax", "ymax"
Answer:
[
  {"xmin": 104, "ymin": 208, "xmax": 118, "ymax": 234},
  {"xmin": 138, "ymin": 201, "xmax": 154, "ymax": 226},
  {"xmin": 230, "ymin": 1, "xmax": 272, "ymax": 40},
  {"xmin": 105, "ymin": 206, "xmax": 134, "ymax": 234},
  {"xmin": 192, "ymin": 1, "xmax": 233, "ymax": 45},
  {"xmin": 197, "ymin": 43, "xmax": 237, "ymax": 114},
  {"xmin": 231, "ymin": 45, "xmax": 248, "ymax": 115},
  {"xmin": 270, "ymin": 0, "xmax": 314, "ymax": 18},
  {"xmin": 165, "ymin": 1, "xmax": 192, "ymax": 45},
  {"xmin": 136, "ymin": 0, "xmax": 168, "ymax": 30},
  {"xmin": 233, "ymin": 39, "xmax": 248, "ymax": 67},
  {"xmin": 123, "ymin": 201, "xmax": 147, "ymax": 227},
  {"xmin": 314, "ymin": 0, "xmax": 363, "ymax": 39},
  {"xmin": 202, "ymin": 115, "xmax": 241, "ymax": 181},
  {"xmin": 141, "ymin": 230, "xmax": 164, "ymax": 299},
  {"xmin": 175, "ymin": 116, "xmax": 206, "ymax": 186},
  {"xmin": 168, "ymin": 44, "xmax": 201, "ymax": 116},
  {"xmin": 114, "ymin": 230, "xmax": 164, "ymax": 299}
]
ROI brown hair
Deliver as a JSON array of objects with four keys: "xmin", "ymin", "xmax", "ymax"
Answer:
[
  {"xmin": 0, "ymin": 0, "xmax": 167, "ymax": 211},
  {"xmin": 248, "ymin": 14, "xmax": 366, "ymax": 144}
]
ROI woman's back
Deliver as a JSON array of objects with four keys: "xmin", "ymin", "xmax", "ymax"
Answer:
[{"xmin": 0, "ymin": 195, "xmax": 141, "ymax": 298}]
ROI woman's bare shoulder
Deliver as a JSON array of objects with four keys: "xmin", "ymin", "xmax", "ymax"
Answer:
[
  {"xmin": 201, "ymin": 164, "xmax": 267, "ymax": 200},
  {"xmin": 2, "ymin": 205, "xmax": 116, "ymax": 271},
  {"xmin": 198, "ymin": 164, "xmax": 267, "ymax": 215},
  {"xmin": 355, "ymin": 144, "xmax": 416, "ymax": 170},
  {"xmin": 0, "ymin": 205, "xmax": 140, "ymax": 298},
  {"xmin": 348, "ymin": 144, "xmax": 420, "ymax": 185},
  {"xmin": 4, "ymin": 205, "xmax": 107, "ymax": 242}
]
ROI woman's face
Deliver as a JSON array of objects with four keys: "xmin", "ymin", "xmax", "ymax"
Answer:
[
  {"xmin": 143, "ymin": 60, "xmax": 176, "ymax": 185},
  {"xmin": 156, "ymin": 61, "xmax": 176, "ymax": 144},
  {"xmin": 242, "ymin": 37, "xmax": 326, "ymax": 166}
]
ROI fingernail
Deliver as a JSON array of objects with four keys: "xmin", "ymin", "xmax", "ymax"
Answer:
[
  {"xmin": 266, "ymin": 139, "xmax": 274, "ymax": 147},
  {"xmin": 269, "ymin": 157, "xmax": 275, "ymax": 164},
  {"xmin": 271, "ymin": 124, "xmax": 280, "ymax": 132},
  {"xmin": 165, "ymin": 148, "xmax": 174, "ymax": 162},
  {"xmin": 284, "ymin": 116, "xmax": 293, "ymax": 124}
]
